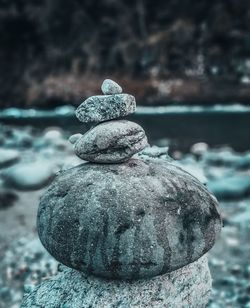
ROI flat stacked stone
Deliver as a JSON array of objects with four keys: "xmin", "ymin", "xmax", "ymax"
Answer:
[
  {"xmin": 75, "ymin": 79, "xmax": 135, "ymax": 123},
  {"xmin": 70, "ymin": 79, "xmax": 148, "ymax": 163}
]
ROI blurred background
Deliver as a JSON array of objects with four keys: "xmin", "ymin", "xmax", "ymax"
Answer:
[{"xmin": 0, "ymin": 1, "xmax": 250, "ymax": 307}]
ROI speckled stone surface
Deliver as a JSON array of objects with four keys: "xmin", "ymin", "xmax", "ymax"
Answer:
[
  {"xmin": 74, "ymin": 120, "xmax": 148, "ymax": 163},
  {"xmin": 37, "ymin": 158, "xmax": 221, "ymax": 280},
  {"xmin": 101, "ymin": 79, "xmax": 122, "ymax": 95},
  {"xmin": 21, "ymin": 256, "xmax": 211, "ymax": 308},
  {"xmin": 75, "ymin": 94, "xmax": 136, "ymax": 123}
]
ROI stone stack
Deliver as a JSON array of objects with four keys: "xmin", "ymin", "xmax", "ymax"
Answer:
[
  {"xmin": 69, "ymin": 79, "xmax": 148, "ymax": 163},
  {"xmin": 22, "ymin": 79, "xmax": 222, "ymax": 307}
]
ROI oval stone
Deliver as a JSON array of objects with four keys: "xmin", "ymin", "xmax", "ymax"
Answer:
[
  {"xmin": 75, "ymin": 94, "xmax": 136, "ymax": 123},
  {"xmin": 101, "ymin": 79, "xmax": 122, "ymax": 95},
  {"xmin": 74, "ymin": 120, "xmax": 148, "ymax": 163},
  {"xmin": 37, "ymin": 159, "xmax": 222, "ymax": 280}
]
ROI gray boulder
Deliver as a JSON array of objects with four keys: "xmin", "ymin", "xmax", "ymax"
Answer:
[
  {"xmin": 37, "ymin": 158, "xmax": 221, "ymax": 280},
  {"xmin": 21, "ymin": 255, "xmax": 211, "ymax": 308},
  {"xmin": 76, "ymin": 94, "xmax": 136, "ymax": 123},
  {"xmin": 101, "ymin": 79, "xmax": 122, "ymax": 95},
  {"xmin": 74, "ymin": 120, "xmax": 148, "ymax": 163}
]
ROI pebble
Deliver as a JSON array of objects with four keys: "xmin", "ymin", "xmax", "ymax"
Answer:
[
  {"xmin": 0, "ymin": 149, "xmax": 20, "ymax": 169},
  {"xmin": 190, "ymin": 142, "xmax": 209, "ymax": 155},
  {"xmin": 2, "ymin": 160, "xmax": 55, "ymax": 191},
  {"xmin": 202, "ymin": 148, "xmax": 250, "ymax": 170},
  {"xmin": 74, "ymin": 120, "xmax": 148, "ymax": 163},
  {"xmin": 76, "ymin": 94, "xmax": 136, "ymax": 123},
  {"xmin": 68, "ymin": 133, "xmax": 83, "ymax": 145},
  {"xmin": 37, "ymin": 159, "xmax": 221, "ymax": 280},
  {"xmin": 140, "ymin": 146, "xmax": 170, "ymax": 158},
  {"xmin": 101, "ymin": 79, "xmax": 122, "ymax": 95},
  {"xmin": 207, "ymin": 174, "xmax": 250, "ymax": 200},
  {"xmin": 4, "ymin": 129, "xmax": 33, "ymax": 148},
  {"xmin": 43, "ymin": 128, "xmax": 63, "ymax": 141}
]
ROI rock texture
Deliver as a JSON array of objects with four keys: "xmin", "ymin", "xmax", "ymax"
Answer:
[
  {"xmin": 74, "ymin": 120, "xmax": 148, "ymax": 163},
  {"xmin": 21, "ymin": 255, "xmax": 211, "ymax": 308},
  {"xmin": 101, "ymin": 79, "xmax": 122, "ymax": 95},
  {"xmin": 37, "ymin": 158, "xmax": 221, "ymax": 280},
  {"xmin": 76, "ymin": 94, "xmax": 136, "ymax": 123}
]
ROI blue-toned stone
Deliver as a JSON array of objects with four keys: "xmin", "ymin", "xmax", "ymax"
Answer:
[
  {"xmin": 74, "ymin": 120, "xmax": 148, "ymax": 163},
  {"xmin": 76, "ymin": 94, "xmax": 136, "ymax": 123},
  {"xmin": 37, "ymin": 158, "xmax": 221, "ymax": 280},
  {"xmin": 101, "ymin": 79, "xmax": 122, "ymax": 95}
]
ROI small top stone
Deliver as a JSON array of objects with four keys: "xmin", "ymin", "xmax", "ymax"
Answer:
[{"xmin": 101, "ymin": 79, "xmax": 122, "ymax": 95}]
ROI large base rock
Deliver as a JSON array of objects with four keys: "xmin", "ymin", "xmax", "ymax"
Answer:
[
  {"xmin": 37, "ymin": 159, "xmax": 221, "ymax": 280},
  {"xmin": 21, "ymin": 255, "xmax": 211, "ymax": 308}
]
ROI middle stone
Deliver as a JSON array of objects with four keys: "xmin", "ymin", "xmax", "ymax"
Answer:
[{"xmin": 74, "ymin": 120, "xmax": 148, "ymax": 163}]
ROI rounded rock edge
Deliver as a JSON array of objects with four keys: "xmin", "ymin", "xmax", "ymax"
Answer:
[{"xmin": 21, "ymin": 255, "xmax": 212, "ymax": 308}]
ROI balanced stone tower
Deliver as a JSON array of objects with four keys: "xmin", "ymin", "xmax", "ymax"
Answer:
[{"xmin": 22, "ymin": 79, "xmax": 222, "ymax": 307}]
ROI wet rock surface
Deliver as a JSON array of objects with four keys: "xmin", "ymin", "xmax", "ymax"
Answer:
[
  {"xmin": 76, "ymin": 94, "xmax": 136, "ymax": 123},
  {"xmin": 37, "ymin": 158, "xmax": 221, "ymax": 280},
  {"xmin": 74, "ymin": 120, "xmax": 148, "ymax": 163},
  {"xmin": 21, "ymin": 255, "xmax": 211, "ymax": 308}
]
